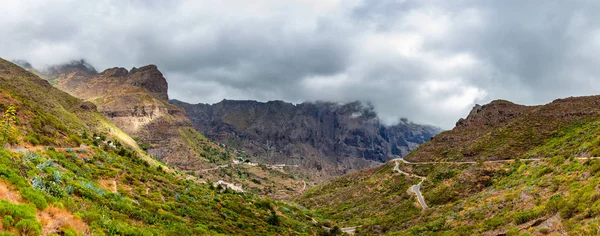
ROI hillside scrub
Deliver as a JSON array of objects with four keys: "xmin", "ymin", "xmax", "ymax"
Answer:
[
  {"xmin": 0, "ymin": 58, "xmax": 322, "ymax": 235},
  {"xmin": 301, "ymin": 117, "xmax": 600, "ymax": 234}
]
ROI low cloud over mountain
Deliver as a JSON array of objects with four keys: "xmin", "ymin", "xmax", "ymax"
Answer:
[{"xmin": 4, "ymin": 0, "xmax": 600, "ymax": 128}]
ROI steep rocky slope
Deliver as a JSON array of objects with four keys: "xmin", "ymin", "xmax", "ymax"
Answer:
[
  {"xmin": 40, "ymin": 61, "xmax": 226, "ymax": 171},
  {"xmin": 34, "ymin": 60, "xmax": 314, "ymax": 200},
  {"xmin": 0, "ymin": 58, "xmax": 321, "ymax": 235},
  {"xmin": 171, "ymin": 99, "xmax": 441, "ymax": 177}
]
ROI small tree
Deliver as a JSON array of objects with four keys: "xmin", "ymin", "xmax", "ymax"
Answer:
[
  {"xmin": 329, "ymin": 226, "xmax": 342, "ymax": 236},
  {"xmin": 267, "ymin": 210, "xmax": 280, "ymax": 226},
  {"xmin": 1, "ymin": 105, "xmax": 17, "ymax": 147}
]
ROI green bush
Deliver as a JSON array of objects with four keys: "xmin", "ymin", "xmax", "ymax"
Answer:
[
  {"xmin": 514, "ymin": 209, "xmax": 541, "ymax": 225},
  {"xmin": 61, "ymin": 228, "xmax": 78, "ymax": 236},
  {"xmin": 255, "ymin": 200, "xmax": 273, "ymax": 211},
  {"xmin": 428, "ymin": 186, "xmax": 457, "ymax": 205},
  {"xmin": 0, "ymin": 164, "xmax": 27, "ymax": 188},
  {"xmin": 483, "ymin": 217, "xmax": 504, "ymax": 230},
  {"xmin": 69, "ymin": 134, "xmax": 82, "ymax": 146},
  {"xmin": 505, "ymin": 227, "xmax": 520, "ymax": 236},
  {"xmin": 267, "ymin": 210, "xmax": 280, "ymax": 226},
  {"xmin": 0, "ymin": 200, "xmax": 40, "ymax": 235},
  {"xmin": 25, "ymin": 132, "xmax": 41, "ymax": 146},
  {"xmin": 0, "ymin": 200, "xmax": 37, "ymax": 221},
  {"xmin": 535, "ymin": 166, "xmax": 553, "ymax": 178},
  {"xmin": 21, "ymin": 189, "xmax": 48, "ymax": 210},
  {"xmin": 2, "ymin": 215, "xmax": 14, "ymax": 228},
  {"xmin": 559, "ymin": 200, "xmax": 578, "ymax": 219},
  {"xmin": 329, "ymin": 226, "xmax": 342, "ymax": 235},
  {"xmin": 15, "ymin": 218, "xmax": 41, "ymax": 236},
  {"xmin": 591, "ymin": 161, "xmax": 600, "ymax": 176},
  {"xmin": 546, "ymin": 194, "xmax": 563, "ymax": 214}
]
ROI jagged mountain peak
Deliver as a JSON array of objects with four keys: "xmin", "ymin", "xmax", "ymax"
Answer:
[
  {"xmin": 111, "ymin": 64, "xmax": 168, "ymax": 100},
  {"xmin": 100, "ymin": 67, "xmax": 129, "ymax": 77},
  {"xmin": 40, "ymin": 61, "xmax": 169, "ymax": 101},
  {"xmin": 130, "ymin": 64, "xmax": 158, "ymax": 72}
]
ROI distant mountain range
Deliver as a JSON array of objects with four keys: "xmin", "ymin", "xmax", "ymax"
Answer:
[
  {"xmin": 12, "ymin": 57, "xmax": 600, "ymax": 234},
  {"xmin": 24, "ymin": 59, "xmax": 440, "ymax": 179},
  {"xmin": 172, "ymin": 99, "xmax": 441, "ymax": 177}
]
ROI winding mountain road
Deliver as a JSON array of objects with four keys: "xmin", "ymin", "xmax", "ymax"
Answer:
[
  {"xmin": 393, "ymin": 161, "xmax": 428, "ymax": 209},
  {"xmin": 392, "ymin": 156, "xmax": 600, "ymax": 210}
]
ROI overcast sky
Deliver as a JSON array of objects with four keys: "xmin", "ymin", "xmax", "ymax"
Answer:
[{"xmin": 2, "ymin": 0, "xmax": 600, "ymax": 129}]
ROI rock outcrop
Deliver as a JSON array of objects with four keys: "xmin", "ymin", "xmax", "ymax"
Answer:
[
  {"xmin": 40, "ymin": 62, "xmax": 223, "ymax": 171},
  {"xmin": 171, "ymin": 99, "xmax": 441, "ymax": 176}
]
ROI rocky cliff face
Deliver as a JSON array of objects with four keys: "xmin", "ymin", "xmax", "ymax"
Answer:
[
  {"xmin": 171, "ymin": 99, "xmax": 441, "ymax": 176},
  {"xmin": 40, "ymin": 61, "xmax": 224, "ymax": 171}
]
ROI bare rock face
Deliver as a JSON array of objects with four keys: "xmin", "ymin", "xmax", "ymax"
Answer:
[
  {"xmin": 171, "ymin": 99, "xmax": 441, "ymax": 175},
  {"xmin": 41, "ymin": 62, "xmax": 216, "ymax": 171},
  {"xmin": 127, "ymin": 65, "xmax": 169, "ymax": 101}
]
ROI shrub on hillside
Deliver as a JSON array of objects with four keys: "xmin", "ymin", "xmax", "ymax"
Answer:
[
  {"xmin": 267, "ymin": 210, "xmax": 280, "ymax": 226},
  {"xmin": 2, "ymin": 215, "xmax": 14, "ymax": 228},
  {"xmin": 15, "ymin": 218, "xmax": 41, "ymax": 236},
  {"xmin": 21, "ymin": 188, "xmax": 48, "ymax": 210}
]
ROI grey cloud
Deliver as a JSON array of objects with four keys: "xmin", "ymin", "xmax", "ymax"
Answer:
[{"xmin": 4, "ymin": 0, "xmax": 600, "ymax": 129}]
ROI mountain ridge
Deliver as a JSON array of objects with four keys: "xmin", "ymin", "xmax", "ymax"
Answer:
[{"xmin": 172, "ymin": 98, "xmax": 441, "ymax": 179}]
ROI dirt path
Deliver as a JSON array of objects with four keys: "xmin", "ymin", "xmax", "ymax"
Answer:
[{"xmin": 393, "ymin": 156, "xmax": 600, "ymax": 165}]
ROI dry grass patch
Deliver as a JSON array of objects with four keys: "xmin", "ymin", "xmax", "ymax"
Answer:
[
  {"xmin": 98, "ymin": 179, "xmax": 118, "ymax": 193},
  {"xmin": 0, "ymin": 181, "xmax": 23, "ymax": 204},
  {"xmin": 38, "ymin": 206, "xmax": 89, "ymax": 235}
]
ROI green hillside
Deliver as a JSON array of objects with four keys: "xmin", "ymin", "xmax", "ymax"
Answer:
[
  {"xmin": 299, "ymin": 99, "xmax": 600, "ymax": 235},
  {"xmin": 406, "ymin": 98, "xmax": 600, "ymax": 162},
  {"xmin": 0, "ymin": 58, "xmax": 319, "ymax": 235}
]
